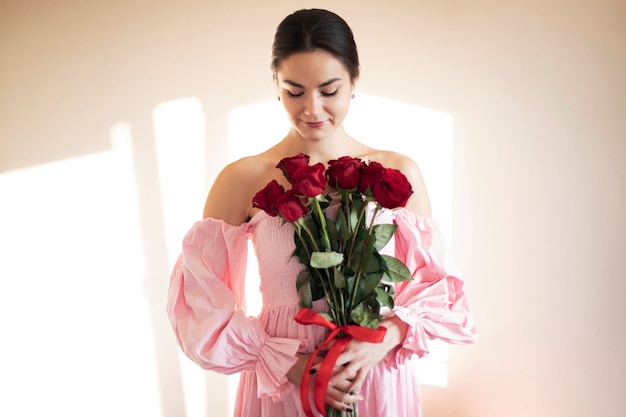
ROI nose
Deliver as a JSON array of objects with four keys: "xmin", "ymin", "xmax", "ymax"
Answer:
[{"xmin": 304, "ymin": 93, "xmax": 322, "ymax": 117}]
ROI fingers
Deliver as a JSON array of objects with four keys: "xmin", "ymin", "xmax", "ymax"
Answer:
[
  {"xmin": 326, "ymin": 363, "xmax": 368, "ymax": 412},
  {"xmin": 307, "ymin": 338, "xmax": 380, "ymax": 412},
  {"xmin": 307, "ymin": 360, "xmax": 365, "ymax": 413},
  {"xmin": 325, "ymin": 380, "xmax": 363, "ymax": 413},
  {"xmin": 313, "ymin": 355, "xmax": 366, "ymax": 394}
]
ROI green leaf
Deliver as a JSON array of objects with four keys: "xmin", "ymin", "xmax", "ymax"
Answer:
[
  {"xmin": 361, "ymin": 250, "xmax": 381, "ymax": 273},
  {"xmin": 333, "ymin": 268, "xmax": 347, "ymax": 289},
  {"xmin": 296, "ymin": 270, "xmax": 312, "ymax": 308},
  {"xmin": 375, "ymin": 287, "xmax": 394, "ymax": 309},
  {"xmin": 343, "ymin": 264, "xmax": 356, "ymax": 277},
  {"xmin": 306, "ymin": 268, "xmax": 326, "ymax": 301},
  {"xmin": 349, "ymin": 208, "xmax": 359, "ymax": 230},
  {"xmin": 359, "ymin": 271, "xmax": 384, "ymax": 296},
  {"xmin": 380, "ymin": 255, "xmax": 413, "ymax": 282},
  {"xmin": 303, "ymin": 219, "xmax": 320, "ymax": 240},
  {"xmin": 310, "ymin": 251, "xmax": 344, "ymax": 268},
  {"xmin": 349, "ymin": 198, "xmax": 364, "ymax": 230},
  {"xmin": 373, "ymin": 224, "xmax": 397, "ymax": 251},
  {"xmin": 346, "ymin": 274, "xmax": 356, "ymax": 296},
  {"xmin": 296, "ymin": 221, "xmax": 322, "ymax": 256},
  {"xmin": 350, "ymin": 299, "xmax": 380, "ymax": 329},
  {"xmin": 348, "ymin": 239, "xmax": 365, "ymax": 271},
  {"xmin": 319, "ymin": 312, "xmax": 334, "ymax": 323},
  {"xmin": 382, "ymin": 282, "xmax": 395, "ymax": 297},
  {"xmin": 293, "ymin": 243, "xmax": 309, "ymax": 266},
  {"xmin": 350, "ymin": 279, "xmax": 364, "ymax": 308},
  {"xmin": 337, "ymin": 207, "xmax": 351, "ymax": 242},
  {"xmin": 325, "ymin": 215, "xmax": 340, "ymax": 251}
]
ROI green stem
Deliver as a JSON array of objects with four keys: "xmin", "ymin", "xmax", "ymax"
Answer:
[
  {"xmin": 297, "ymin": 219, "xmax": 340, "ymax": 323},
  {"xmin": 311, "ymin": 198, "xmax": 347, "ymax": 323},
  {"xmin": 348, "ymin": 204, "xmax": 381, "ymax": 312},
  {"xmin": 311, "ymin": 197, "xmax": 331, "ymax": 251},
  {"xmin": 298, "ymin": 219, "xmax": 320, "ymax": 253},
  {"xmin": 326, "ymin": 404, "xmax": 357, "ymax": 417},
  {"xmin": 345, "ymin": 193, "xmax": 367, "ymax": 271},
  {"xmin": 332, "ymin": 266, "xmax": 346, "ymax": 326}
]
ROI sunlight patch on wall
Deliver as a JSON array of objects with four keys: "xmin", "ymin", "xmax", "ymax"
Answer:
[
  {"xmin": 226, "ymin": 93, "xmax": 454, "ymax": 393},
  {"xmin": 153, "ymin": 97, "xmax": 207, "ymax": 269},
  {"xmin": 226, "ymin": 99, "xmax": 292, "ymax": 414},
  {"xmin": 228, "ymin": 99, "xmax": 291, "ymax": 160},
  {"xmin": 344, "ymin": 93, "xmax": 453, "ymax": 240},
  {"xmin": 152, "ymin": 97, "xmax": 208, "ymax": 417},
  {"xmin": 0, "ymin": 128, "xmax": 160, "ymax": 416}
]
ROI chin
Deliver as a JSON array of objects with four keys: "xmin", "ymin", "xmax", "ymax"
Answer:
[
  {"xmin": 301, "ymin": 133, "xmax": 332, "ymax": 142},
  {"xmin": 297, "ymin": 127, "xmax": 336, "ymax": 142}
]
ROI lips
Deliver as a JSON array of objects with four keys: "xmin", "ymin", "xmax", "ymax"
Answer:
[{"xmin": 303, "ymin": 120, "xmax": 327, "ymax": 128}]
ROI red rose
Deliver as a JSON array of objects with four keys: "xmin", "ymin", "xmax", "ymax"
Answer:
[
  {"xmin": 291, "ymin": 163, "xmax": 327, "ymax": 197},
  {"xmin": 370, "ymin": 167, "xmax": 413, "ymax": 209},
  {"xmin": 276, "ymin": 153, "xmax": 310, "ymax": 183},
  {"xmin": 275, "ymin": 190, "xmax": 307, "ymax": 222},
  {"xmin": 327, "ymin": 156, "xmax": 363, "ymax": 190},
  {"xmin": 252, "ymin": 180, "xmax": 285, "ymax": 216},
  {"xmin": 358, "ymin": 161, "xmax": 384, "ymax": 194}
]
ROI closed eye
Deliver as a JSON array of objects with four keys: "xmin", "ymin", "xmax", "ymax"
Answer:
[{"xmin": 285, "ymin": 89, "xmax": 338, "ymax": 98}]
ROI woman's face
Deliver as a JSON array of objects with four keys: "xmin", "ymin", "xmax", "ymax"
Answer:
[{"xmin": 276, "ymin": 49, "xmax": 354, "ymax": 143}]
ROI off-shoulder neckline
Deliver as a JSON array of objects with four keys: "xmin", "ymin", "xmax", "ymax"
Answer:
[
  {"xmin": 196, "ymin": 209, "xmax": 273, "ymax": 229},
  {"xmin": 198, "ymin": 206, "xmax": 435, "ymax": 229}
]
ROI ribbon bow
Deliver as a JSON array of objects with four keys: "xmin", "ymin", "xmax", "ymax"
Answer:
[{"xmin": 294, "ymin": 308, "xmax": 387, "ymax": 417}]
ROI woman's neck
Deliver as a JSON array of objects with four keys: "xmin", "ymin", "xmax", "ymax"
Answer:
[{"xmin": 279, "ymin": 127, "xmax": 362, "ymax": 164}]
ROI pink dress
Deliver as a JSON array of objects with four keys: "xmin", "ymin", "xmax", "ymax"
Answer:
[{"xmin": 167, "ymin": 208, "xmax": 476, "ymax": 417}]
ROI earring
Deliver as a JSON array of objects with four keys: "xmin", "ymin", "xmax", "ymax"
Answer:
[
  {"xmin": 277, "ymin": 96, "xmax": 281, "ymax": 101},
  {"xmin": 351, "ymin": 93, "xmax": 355, "ymax": 99}
]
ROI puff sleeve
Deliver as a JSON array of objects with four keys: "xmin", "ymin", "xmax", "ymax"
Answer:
[
  {"xmin": 166, "ymin": 218, "xmax": 303, "ymax": 401},
  {"xmin": 384, "ymin": 209, "xmax": 477, "ymax": 364}
]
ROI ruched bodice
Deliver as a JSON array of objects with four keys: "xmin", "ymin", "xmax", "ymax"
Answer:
[{"xmin": 248, "ymin": 211, "xmax": 304, "ymax": 310}]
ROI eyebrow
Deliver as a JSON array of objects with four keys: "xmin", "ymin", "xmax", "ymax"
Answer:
[{"xmin": 282, "ymin": 78, "xmax": 342, "ymax": 89}]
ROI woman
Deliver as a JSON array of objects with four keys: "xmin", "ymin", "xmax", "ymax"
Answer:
[{"xmin": 167, "ymin": 8, "xmax": 476, "ymax": 417}]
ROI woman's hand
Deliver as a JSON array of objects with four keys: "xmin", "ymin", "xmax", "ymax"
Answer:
[
  {"xmin": 313, "ymin": 315, "xmax": 409, "ymax": 412},
  {"xmin": 286, "ymin": 352, "xmax": 323, "ymax": 387}
]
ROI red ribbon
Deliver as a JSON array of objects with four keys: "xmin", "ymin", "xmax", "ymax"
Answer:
[{"xmin": 294, "ymin": 308, "xmax": 387, "ymax": 417}]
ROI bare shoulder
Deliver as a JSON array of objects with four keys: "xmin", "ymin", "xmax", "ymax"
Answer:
[
  {"xmin": 203, "ymin": 154, "xmax": 276, "ymax": 224},
  {"xmin": 370, "ymin": 150, "xmax": 419, "ymax": 176},
  {"xmin": 365, "ymin": 150, "xmax": 432, "ymax": 217}
]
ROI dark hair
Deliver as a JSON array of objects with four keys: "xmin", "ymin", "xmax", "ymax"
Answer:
[{"xmin": 271, "ymin": 9, "xmax": 360, "ymax": 81}]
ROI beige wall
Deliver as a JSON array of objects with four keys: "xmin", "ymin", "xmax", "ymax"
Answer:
[{"xmin": 1, "ymin": 1, "xmax": 625, "ymax": 416}]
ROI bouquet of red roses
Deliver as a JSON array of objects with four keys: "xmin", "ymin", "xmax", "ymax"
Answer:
[{"xmin": 252, "ymin": 154, "xmax": 414, "ymax": 417}]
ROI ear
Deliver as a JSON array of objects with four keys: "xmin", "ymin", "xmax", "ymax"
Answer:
[{"xmin": 274, "ymin": 74, "xmax": 281, "ymax": 98}]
